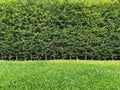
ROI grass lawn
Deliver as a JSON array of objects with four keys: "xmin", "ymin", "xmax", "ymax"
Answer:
[
  {"xmin": 0, "ymin": 60, "xmax": 120, "ymax": 90},
  {"xmin": 0, "ymin": 0, "xmax": 118, "ymax": 5}
]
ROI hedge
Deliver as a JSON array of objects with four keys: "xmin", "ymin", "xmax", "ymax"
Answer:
[{"xmin": 0, "ymin": 0, "xmax": 120, "ymax": 60}]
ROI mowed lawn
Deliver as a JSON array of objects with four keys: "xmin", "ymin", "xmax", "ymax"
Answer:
[
  {"xmin": 0, "ymin": 0, "xmax": 118, "ymax": 4},
  {"xmin": 0, "ymin": 60, "xmax": 120, "ymax": 90}
]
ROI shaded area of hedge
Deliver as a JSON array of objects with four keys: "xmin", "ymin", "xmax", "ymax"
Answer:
[{"xmin": 0, "ymin": 1, "xmax": 120, "ymax": 60}]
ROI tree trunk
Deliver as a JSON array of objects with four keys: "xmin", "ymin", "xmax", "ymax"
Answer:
[
  {"xmin": 9, "ymin": 54, "xmax": 11, "ymax": 60},
  {"xmin": 104, "ymin": 57, "xmax": 106, "ymax": 60},
  {"xmin": 76, "ymin": 55, "xmax": 78, "ymax": 60},
  {"xmin": 111, "ymin": 53, "xmax": 114, "ymax": 60},
  {"xmin": 69, "ymin": 55, "xmax": 72, "ymax": 60},
  {"xmin": 53, "ymin": 51, "xmax": 55, "ymax": 60},
  {"xmin": 16, "ymin": 53, "xmax": 18, "ymax": 60},
  {"xmin": 45, "ymin": 52, "xmax": 47, "ymax": 60},
  {"xmin": 62, "ymin": 55, "xmax": 64, "ymax": 60},
  {"xmin": 111, "ymin": 55, "xmax": 114, "ymax": 60},
  {"xmin": 85, "ymin": 50, "xmax": 87, "ymax": 60},
  {"xmin": 30, "ymin": 54, "xmax": 33, "ymax": 60},
  {"xmin": 91, "ymin": 55, "xmax": 93, "ymax": 60},
  {"xmin": 53, "ymin": 54, "xmax": 55, "ymax": 60}
]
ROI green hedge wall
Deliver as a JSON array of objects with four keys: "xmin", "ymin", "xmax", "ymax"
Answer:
[{"xmin": 0, "ymin": 1, "xmax": 120, "ymax": 60}]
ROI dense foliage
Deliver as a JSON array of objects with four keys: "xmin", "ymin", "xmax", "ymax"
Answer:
[{"xmin": 0, "ymin": 0, "xmax": 120, "ymax": 60}]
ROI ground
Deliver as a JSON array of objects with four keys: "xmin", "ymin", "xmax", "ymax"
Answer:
[{"xmin": 0, "ymin": 60, "xmax": 120, "ymax": 90}]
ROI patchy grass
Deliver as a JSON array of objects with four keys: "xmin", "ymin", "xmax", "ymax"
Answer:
[{"xmin": 0, "ymin": 60, "xmax": 120, "ymax": 90}]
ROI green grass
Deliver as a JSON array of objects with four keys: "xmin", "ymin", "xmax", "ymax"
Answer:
[
  {"xmin": 0, "ymin": 0, "xmax": 118, "ymax": 5},
  {"xmin": 0, "ymin": 0, "xmax": 17, "ymax": 3},
  {"xmin": 0, "ymin": 60, "xmax": 120, "ymax": 90}
]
